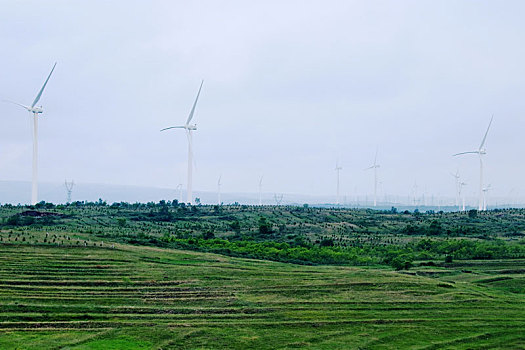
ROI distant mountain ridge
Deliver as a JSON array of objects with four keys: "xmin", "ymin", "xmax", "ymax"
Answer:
[{"xmin": 0, "ymin": 181, "xmax": 330, "ymax": 206}]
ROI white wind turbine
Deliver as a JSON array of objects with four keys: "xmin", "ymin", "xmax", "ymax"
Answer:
[
  {"xmin": 451, "ymin": 170, "xmax": 460, "ymax": 209},
  {"xmin": 453, "ymin": 116, "xmax": 493, "ymax": 211},
  {"xmin": 217, "ymin": 175, "xmax": 222, "ymax": 205},
  {"xmin": 4, "ymin": 63, "xmax": 57, "ymax": 205},
  {"xmin": 335, "ymin": 161, "xmax": 342, "ymax": 205},
  {"xmin": 459, "ymin": 181, "xmax": 467, "ymax": 212},
  {"xmin": 258, "ymin": 176, "xmax": 263, "ymax": 206},
  {"xmin": 161, "ymin": 80, "xmax": 204, "ymax": 205},
  {"xmin": 365, "ymin": 150, "xmax": 380, "ymax": 207}
]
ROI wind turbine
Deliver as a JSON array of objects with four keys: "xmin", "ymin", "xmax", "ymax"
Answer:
[
  {"xmin": 459, "ymin": 181, "xmax": 467, "ymax": 211},
  {"xmin": 453, "ymin": 116, "xmax": 493, "ymax": 211},
  {"xmin": 365, "ymin": 150, "xmax": 380, "ymax": 207},
  {"xmin": 217, "ymin": 175, "xmax": 222, "ymax": 205},
  {"xmin": 451, "ymin": 170, "xmax": 460, "ymax": 208},
  {"xmin": 161, "ymin": 80, "xmax": 204, "ymax": 205},
  {"xmin": 258, "ymin": 176, "xmax": 263, "ymax": 206},
  {"xmin": 4, "ymin": 62, "xmax": 57, "ymax": 205},
  {"xmin": 335, "ymin": 161, "xmax": 342, "ymax": 205}
]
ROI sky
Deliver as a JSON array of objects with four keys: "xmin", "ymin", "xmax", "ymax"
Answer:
[{"xmin": 1, "ymin": 0, "xmax": 525, "ymax": 204}]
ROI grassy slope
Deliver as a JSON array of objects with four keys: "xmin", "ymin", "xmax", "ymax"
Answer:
[{"xmin": 0, "ymin": 243, "xmax": 523, "ymax": 349}]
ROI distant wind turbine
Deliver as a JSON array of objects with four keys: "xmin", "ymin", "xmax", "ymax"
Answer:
[
  {"xmin": 335, "ymin": 161, "xmax": 342, "ymax": 205},
  {"xmin": 459, "ymin": 181, "xmax": 467, "ymax": 212},
  {"xmin": 365, "ymin": 149, "xmax": 380, "ymax": 207},
  {"xmin": 453, "ymin": 116, "xmax": 493, "ymax": 211},
  {"xmin": 4, "ymin": 62, "xmax": 57, "ymax": 205},
  {"xmin": 451, "ymin": 170, "xmax": 460, "ymax": 210},
  {"xmin": 258, "ymin": 176, "xmax": 263, "ymax": 206},
  {"xmin": 161, "ymin": 80, "xmax": 204, "ymax": 205},
  {"xmin": 217, "ymin": 175, "xmax": 222, "ymax": 205}
]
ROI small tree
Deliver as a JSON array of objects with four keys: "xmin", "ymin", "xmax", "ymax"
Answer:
[
  {"xmin": 230, "ymin": 220, "xmax": 241, "ymax": 234},
  {"xmin": 320, "ymin": 238, "xmax": 334, "ymax": 247},
  {"xmin": 258, "ymin": 217, "xmax": 272, "ymax": 235},
  {"xmin": 390, "ymin": 254, "xmax": 413, "ymax": 270},
  {"xmin": 202, "ymin": 231, "xmax": 215, "ymax": 240}
]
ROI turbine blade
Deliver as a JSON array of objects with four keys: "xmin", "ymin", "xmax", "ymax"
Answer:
[
  {"xmin": 479, "ymin": 115, "xmax": 493, "ymax": 150},
  {"xmin": 160, "ymin": 126, "xmax": 185, "ymax": 132},
  {"xmin": 453, "ymin": 151, "xmax": 479, "ymax": 156},
  {"xmin": 374, "ymin": 148, "xmax": 378, "ymax": 166},
  {"xmin": 186, "ymin": 80, "xmax": 204, "ymax": 125},
  {"xmin": 3, "ymin": 99, "xmax": 30, "ymax": 110},
  {"xmin": 31, "ymin": 62, "xmax": 57, "ymax": 108}
]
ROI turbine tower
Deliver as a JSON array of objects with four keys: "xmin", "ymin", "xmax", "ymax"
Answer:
[
  {"xmin": 64, "ymin": 179, "xmax": 75, "ymax": 203},
  {"xmin": 217, "ymin": 175, "xmax": 222, "ymax": 205},
  {"xmin": 161, "ymin": 80, "xmax": 204, "ymax": 205},
  {"xmin": 451, "ymin": 170, "xmax": 460, "ymax": 210},
  {"xmin": 459, "ymin": 181, "xmax": 467, "ymax": 212},
  {"xmin": 482, "ymin": 184, "xmax": 492, "ymax": 211},
  {"xmin": 4, "ymin": 63, "xmax": 57, "ymax": 205},
  {"xmin": 258, "ymin": 176, "xmax": 264, "ymax": 206},
  {"xmin": 335, "ymin": 161, "xmax": 342, "ymax": 205},
  {"xmin": 365, "ymin": 150, "xmax": 380, "ymax": 207},
  {"xmin": 453, "ymin": 116, "xmax": 493, "ymax": 211}
]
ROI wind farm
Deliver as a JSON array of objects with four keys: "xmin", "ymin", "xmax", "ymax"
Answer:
[{"xmin": 0, "ymin": 1, "xmax": 524, "ymax": 349}]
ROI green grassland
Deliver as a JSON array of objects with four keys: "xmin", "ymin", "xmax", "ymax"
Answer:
[
  {"xmin": 0, "ymin": 244, "xmax": 523, "ymax": 349},
  {"xmin": 0, "ymin": 203, "xmax": 523, "ymax": 348}
]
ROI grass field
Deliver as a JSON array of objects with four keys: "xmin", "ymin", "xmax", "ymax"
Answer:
[{"xmin": 0, "ymin": 242, "xmax": 523, "ymax": 349}]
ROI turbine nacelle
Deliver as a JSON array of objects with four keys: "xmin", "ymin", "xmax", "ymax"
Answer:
[
  {"xmin": 29, "ymin": 106, "xmax": 43, "ymax": 114},
  {"xmin": 186, "ymin": 124, "xmax": 197, "ymax": 131}
]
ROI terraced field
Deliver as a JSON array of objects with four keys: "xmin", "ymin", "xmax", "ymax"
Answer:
[{"xmin": 0, "ymin": 243, "xmax": 523, "ymax": 349}]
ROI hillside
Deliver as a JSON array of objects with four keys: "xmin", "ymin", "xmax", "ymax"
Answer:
[
  {"xmin": 0, "ymin": 243, "xmax": 523, "ymax": 349},
  {"xmin": 0, "ymin": 204, "xmax": 524, "ymax": 348}
]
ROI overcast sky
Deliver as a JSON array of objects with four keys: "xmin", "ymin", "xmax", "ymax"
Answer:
[{"xmin": 1, "ymin": 0, "xmax": 525, "ymax": 202}]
